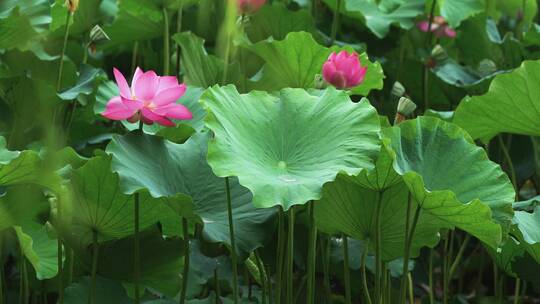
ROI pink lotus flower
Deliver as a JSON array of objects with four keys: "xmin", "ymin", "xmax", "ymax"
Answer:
[
  {"xmin": 102, "ymin": 67, "xmax": 192, "ymax": 127},
  {"xmin": 417, "ymin": 16, "xmax": 456, "ymax": 38},
  {"xmin": 322, "ymin": 51, "xmax": 367, "ymax": 89},
  {"xmin": 237, "ymin": 0, "xmax": 266, "ymax": 14}
]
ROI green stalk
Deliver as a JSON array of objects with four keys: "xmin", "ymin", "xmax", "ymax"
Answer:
[
  {"xmin": 374, "ymin": 190, "xmax": 384, "ymax": 304},
  {"xmin": 162, "ymin": 7, "xmax": 170, "ymax": 75},
  {"xmin": 330, "ymin": 0, "xmax": 341, "ymax": 44},
  {"xmin": 323, "ymin": 237, "xmax": 331, "ymax": 304},
  {"xmin": 134, "ymin": 192, "xmax": 141, "ymax": 304},
  {"xmin": 343, "ymin": 235, "xmax": 351, "ymax": 304},
  {"xmin": 22, "ymin": 259, "xmax": 29, "ymax": 304},
  {"xmin": 407, "ymin": 272, "xmax": 414, "ymax": 304},
  {"xmin": 447, "ymin": 234, "xmax": 471, "ymax": 285},
  {"xmin": 131, "ymin": 42, "xmax": 139, "ymax": 73},
  {"xmin": 361, "ymin": 239, "xmax": 372, "ymax": 304},
  {"xmin": 57, "ymin": 239, "xmax": 64, "ymax": 303},
  {"xmin": 225, "ymin": 177, "xmax": 239, "ymax": 303},
  {"xmin": 493, "ymin": 261, "xmax": 498, "ymax": 299},
  {"xmin": 220, "ymin": 0, "xmax": 236, "ymax": 84},
  {"xmin": 90, "ymin": 230, "xmax": 99, "ymax": 304},
  {"xmin": 400, "ymin": 203, "xmax": 422, "ymax": 303},
  {"xmin": 276, "ymin": 211, "xmax": 285, "ymax": 304},
  {"xmin": 0, "ymin": 250, "xmax": 3, "ymax": 304},
  {"xmin": 498, "ymin": 135, "xmax": 517, "ymax": 190},
  {"xmin": 442, "ymin": 233, "xmax": 450, "ymax": 304},
  {"xmin": 134, "ymin": 128, "xmax": 143, "ymax": 304},
  {"xmin": 514, "ymin": 278, "xmax": 521, "ymax": 304},
  {"xmin": 381, "ymin": 263, "xmax": 388, "ymax": 303},
  {"xmin": 294, "ymin": 275, "xmax": 307, "ymax": 303},
  {"xmin": 422, "ymin": 0, "xmax": 437, "ymax": 111},
  {"xmin": 180, "ymin": 218, "xmax": 190, "ymax": 304},
  {"xmin": 428, "ymin": 249, "xmax": 434, "ymax": 304},
  {"xmin": 306, "ymin": 202, "xmax": 317, "ymax": 304},
  {"xmin": 266, "ymin": 265, "xmax": 272, "ymax": 304},
  {"xmin": 56, "ymin": 11, "xmax": 73, "ymax": 91},
  {"xmin": 399, "ymin": 192, "xmax": 412, "ymax": 304},
  {"xmin": 286, "ymin": 207, "xmax": 295, "ymax": 304},
  {"xmin": 214, "ymin": 269, "xmax": 220, "ymax": 302},
  {"xmin": 254, "ymin": 250, "xmax": 267, "ymax": 304},
  {"xmin": 68, "ymin": 248, "xmax": 75, "ymax": 285},
  {"xmin": 175, "ymin": 3, "xmax": 184, "ymax": 78}
]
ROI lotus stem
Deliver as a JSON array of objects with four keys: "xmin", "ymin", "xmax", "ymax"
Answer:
[
  {"xmin": 275, "ymin": 211, "xmax": 285, "ymax": 304},
  {"xmin": 254, "ymin": 250, "xmax": 267, "ymax": 304},
  {"xmin": 306, "ymin": 202, "xmax": 317, "ymax": 304},
  {"xmin": 498, "ymin": 135, "xmax": 518, "ymax": 191},
  {"xmin": 175, "ymin": 3, "xmax": 184, "ymax": 78},
  {"xmin": 286, "ymin": 207, "xmax": 295, "ymax": 304},
  {"xmin": 322, "ymin": 237, "xmax": 331, "ymax": 303},
  {"xmin": 343, "ymin": 234, "xmax": 351, "ymax": 304},
  {"xmin": 90, "ymin": 229, "xmax": 99, "ymax": 304},
  {"xmin": 134, "ymin": 192, "xmax": 141, "ymax": 304},
  {"xmin": 330, "ymin": 0, "xmax": 341, "ymax": 44},
  {"xmin": 56, "ymin": 11, "xmax": 73, "ymax": 91},
  {"xmin": 131, "ymin": 42, "xmax": 139, "ymax": 74},
  {"xmin": 361, "ymin": 239, "xmax": 373, "ymax": 304},
  {"xmin": 180, "ymin": 218, "xmax": 190, "ymax": 304},
  {"xmin": 422, "ymin": 0, "xmax": 437, "ymax": 111},
  {"xmin": 429, "ymin": 248, "xmax": 435, "ymax": 304},
  {"xmin": 225, "ymin": 177, "xmax": 239, "ymax": 303},
  {"xmin": 57, "ymin": 239, "xmax": 64, "ymax": 303},
  {"xmin": 448, "ymin": 234, "xmax": 471, "ymax": 285},
  {"xmin": 407, "ymin": 272, "xmax": 414, "ymax": 304},
  {"xmin": 163, "ymin": 7, "xmax": 170, "ymax": 75},
  {"xmin": 214, "ymin": 268, "xmax": 220, "ymax": 302},
  {"xmin": 374, "ymin": 190, "xmax": 385, "ymax": 303},
  {"xmin": 514, "ymin": 278, "xmax": 521, "ymax": 304}
]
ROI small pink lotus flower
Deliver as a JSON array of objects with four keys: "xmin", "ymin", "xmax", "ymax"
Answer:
[
  {"xmin": 237, "ymin": 0, "xmax": 266, "ymax": 14},
  {"xmin": 102, "ymin": 67, "xmax": 192, "ymax": 127},
  {"xmin": 417, "ymin": 16, "xmax": 456, "ymax": 38},
  {"xmin": 322, "ymin": 51, "xmax": 367, "ymax": 89}
]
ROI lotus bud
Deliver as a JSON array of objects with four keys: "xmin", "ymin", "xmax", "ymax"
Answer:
[
  {"xmin": 477, "ymin": 59, "xmax": 497, "ymax": 77},
  {"xmin": 238, "ymin": 0, "xmax": 266, "ymax": 14},
  {"xmin": 391, "ymin": 81, "xmax": 406, "ymax": 98},
  {"xmin": 322, "ymin": 50, "xmax": 367, "ymax": 89},
  {"xmin": 430, "ymin": 44, "xmax": 447, "ymax": 62},
  {"xmin": 90, "ymin": 25, "xmax": 110, "ymax": 44},
  {"xmin": 65, "ymin": 0, "xmax": 79, "ymax": 13},
  {"xmin": 394, "ymin": 97, "xmax": 417, "ymax": 125},
  {"xmin": 314, "ymin": 74, "xmax": 327, "ymax": 90}
]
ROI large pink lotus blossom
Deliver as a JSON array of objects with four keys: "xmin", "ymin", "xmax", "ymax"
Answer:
[
  {"xmin": 102, "ymin": 67, "xmax": 192, "ymax": 127},
  {"xmin": 237, "ymin": 0, "xmax": 266, "ymax": 14},
  {"xmin": 417, "ymin": 16, "xmax": 456, "ymax": 38},
  {"xmin": 322, "ymin": 51, "xmax": 367, "ymax": 89}
]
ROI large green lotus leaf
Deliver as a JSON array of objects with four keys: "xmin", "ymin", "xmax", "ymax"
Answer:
[
  {"xmin": 0, "ymin": 137, "xmax": 61, "ymax": 192},
  {"xmin": 486, "ymin": 236, "xmax": 524, "ymax": 276},
  {"xmin": 103, "ymin": 0, "xmax": 163, "ymax": 49},
  {"xmin": 94, "ymin": 81, "xmax": 205, "ymax": 133},
  {"xmin": 58, "ymin": 65, "xmax": 101, "ymax": 101},
  {"xmin": 385, "ymin": 116, "xmax": 515, "ymax": 248},
  {"xmin": 432, "ymin": 57, "xmax": 508, "ymax": 88},
  {"xmin": 315, "ymin": 176, "xmax": 442, "ymax": 261},
  {"xmin": 64, "ymin": 276, "xmax": 132, "ymax": 304},
  {"xmin": 512, "ymin": 207, "xmax": 540, "ymax": 264},
  {"xmin": 15, "ymin": 221, "xmax": 59, "ymax": 280},
  {"xmin": 0, "ymin": 186, "xmax": 48, "ymax": 232},
  {"xmin": 245, "ymin": 3, "xmax": 317, "ymax": 42},
  {"xmin": 344, "ymin": 143, "xmax": 401, "ymax": 191},
  {"xmin": 201, "ymin": 85, "xmax": 380, "ymax": 210},
  {"xmin": 172, "ymin": 32, "xmax": 244, "ymax": 88},
  {"xmin": 62, "ymin": 155, "xmax": 183, "ymax": 247},
  {"xmin": 323, "ymin": 0, "xmax": 425, "ymax": 38},
  {"xmin": 454, "ymin": 60, "xmax": 540, "ymax": 142},
  {"xmin": 0, "ymin": 7, "xmax": 39, "ymax": 50},
  {"xmin": 0, "ymin": 0, "xmax": 50, "ymax": 33},
  {"xmin": 106, "ymin": 131, "xmax": 276, "ymax": 259},
  {"xmin": 76, "ymin": 228, "xmax": 184, "ymax": 298},
  {"xmin": 440, "ymin": 0, "xmax": 484, "ymax": 28},
  {"xmin": 243, "ymin": 32, "xmax": 383, "ymax": 95}
]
